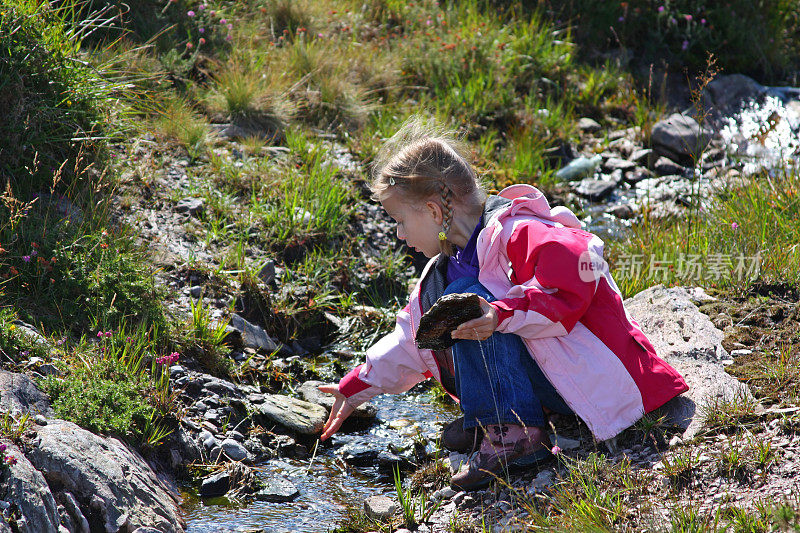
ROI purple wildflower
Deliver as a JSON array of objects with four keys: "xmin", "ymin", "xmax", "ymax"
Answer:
[
  {"xmin": 681, "ymin": 40, "xmax": 689, "ymax": 50},
  {"xmin": 220, "ymin": 18, "xmax": 227, "ymax": 24},
  {"xmin": 658, "ymin": 6, "xmax": 665, "ymax": 12},
  {"xmin": 199, "ymin": 27, "xmax": 205, "ymax": 33},
  {"xmin": 0, "ymin": 444, "xmax": 6, "ymax": 452}
]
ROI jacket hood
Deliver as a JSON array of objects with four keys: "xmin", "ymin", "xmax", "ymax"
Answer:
[{"xmin": 495, "ymin": 184, "xmax": 582, "ymax": 229}]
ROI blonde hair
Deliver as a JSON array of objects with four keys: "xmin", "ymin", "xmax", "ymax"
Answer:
[{"xmin": 371, "ymin": 116, "xmax": 486, "ymax": 256}]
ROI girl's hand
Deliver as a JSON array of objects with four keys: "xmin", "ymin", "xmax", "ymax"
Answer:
[
  {"xmin": 451, "ymin": 296, "xmax": 498, "ymax": 341},
  {"xmin": 318, "ymin": 384, "xmax": 354, "ymax": 441}
]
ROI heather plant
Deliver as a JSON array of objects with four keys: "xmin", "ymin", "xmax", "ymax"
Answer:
[{"xmin": 40, "ymin": 328, "xmax": 175, "ymax": 447}]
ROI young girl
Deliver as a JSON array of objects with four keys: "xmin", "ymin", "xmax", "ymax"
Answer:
[{"xmin": 319, "ymin": 118, "xmax": 688, "ymax": 490}]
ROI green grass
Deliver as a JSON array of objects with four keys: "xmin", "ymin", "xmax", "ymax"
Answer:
[{"xmin": 609, "ymin": 167, "xmax": 800, "ymax": 297}]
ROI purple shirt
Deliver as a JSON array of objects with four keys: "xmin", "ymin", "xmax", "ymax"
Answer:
[{"xmin": 446, "ymin": 216, "xmax": 484, "ymax": 285}]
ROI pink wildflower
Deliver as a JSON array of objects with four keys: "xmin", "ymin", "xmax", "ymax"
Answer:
[
  {"xmin": 187, "ymin": 10, "xmax": 195, "ymax": 17},
  {"xmin": 658, "ymin": 6, "xmax": 665, "ymax": 12},
  {"xmin": 97, "ymin": 331, "xmax": 104, "ymax": 338},
  {"xmin": 220, "ymin": 18, "xmax": 227, "ymax": 24},
  {"xmin": 731, "ymin": 222, "xmax": 739, "ymax": 230},
  {"xmin": 551, "ymin": 445, "xmax": 562, "ymax": 456},
  {"xmin": 685, "ymin": 14, "xmax": 692, "ymax": 21},
  {"xmin": 199, "ymin": 27, "xmax": 205, "ymax": 33},
  {"xmin": 199, "ymin": 38, "xmax": 206, "ymax": 45},
  {"xmin": 22, "ymin": 255, "xmax": 31, "ymax": 262},
  {"xmin": 0, "ymin": 444, "xmax": 6, "ymax": 452},
  {"xmin": 186, "ymin": 42, "xmax": 194, "ymax": 49}
]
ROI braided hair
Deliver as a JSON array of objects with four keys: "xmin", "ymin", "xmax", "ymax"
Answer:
[{"xmin": 371, "ymin": 116, "xmax": 486, "ymax": 256}]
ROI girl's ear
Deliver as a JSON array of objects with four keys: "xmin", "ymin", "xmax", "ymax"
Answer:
[{"xmin": 424, "ymin": 200, "xmax": 443, "ymax": 225}]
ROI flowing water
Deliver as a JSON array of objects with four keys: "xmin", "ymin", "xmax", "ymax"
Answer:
[{"xmin": 183, "ymin": 390, "xmax": 459, "ymax": 532}]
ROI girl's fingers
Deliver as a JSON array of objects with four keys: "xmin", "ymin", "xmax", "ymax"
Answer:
[{"xmin": 321, "ymin": 399, "xmax": 354, "ymax": 441}]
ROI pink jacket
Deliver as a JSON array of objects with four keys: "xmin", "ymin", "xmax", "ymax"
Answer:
[{"xmin": 338, "ymin": 184, "xmax": 688, "ymax": 440}]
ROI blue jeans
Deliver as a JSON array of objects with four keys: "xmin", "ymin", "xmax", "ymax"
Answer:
[{"xmin": 444, "ymin": 277, "xmax": 573, "ymax": 430}]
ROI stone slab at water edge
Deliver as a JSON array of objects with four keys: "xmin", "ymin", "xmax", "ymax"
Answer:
[
  {"xmin": 253, "ymin": 394, "xmax": 328, "ymax": 435},
  {"xmin": 624, "ymin": 285, "xmax": 756, "ymax": 439}
]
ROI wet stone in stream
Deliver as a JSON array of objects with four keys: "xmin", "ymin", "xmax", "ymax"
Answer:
[{"xmin": 255, "ymin": 476, "xmax": 300, "ymax": 503}]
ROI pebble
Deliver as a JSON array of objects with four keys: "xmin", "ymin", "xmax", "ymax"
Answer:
[
  {"xmin": 458, "ymin": 495, "xmax": 477, "ymax": 509},
  {"xmin": 220, "ymin": 439, "xmax": 249, "ymax": 462},
  {"xmin": 364, "ymin": 495, "xmax": 396, "ymax": 520},
  {"xmin": 549, "ymin": 434, "xmax": 580, "ymax": 450},
  {"xmin": 669, "ymin": 435, "xmax": 683, "ymax": 447},
  {"xmin": 189, "ymin": 285, "xmax": 203, "ymax": 298},
  {"xmin": 578, "ymin": 117, "xmax": 602, "ymax": 132},
  {"xmin": 33, "ymin": 414, "xmax": 47, "ymax": 426},
  {"xmin": 529, "ymin": 470, "xmax": 555, "ymax": 493},
  {"xmin": 433, "ymin": 487, "xmax": 456, "ymax": 501},
  {"xmin": 448, "ymin": 452, "xmax": 469, "ymax": 474}
]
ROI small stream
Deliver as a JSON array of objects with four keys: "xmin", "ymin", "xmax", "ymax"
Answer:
[
  {"xmin": 183, "ymin": 390, "xmax": 459, "ymax": 532},
  {"xmin": 182, "ymin": 83, "xmax": 800, "ymax": 532}
]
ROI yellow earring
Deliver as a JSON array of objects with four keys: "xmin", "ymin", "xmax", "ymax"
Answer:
[{"xmin": 438, "ymin": 231, "xmax": 447, "ymax": 241}]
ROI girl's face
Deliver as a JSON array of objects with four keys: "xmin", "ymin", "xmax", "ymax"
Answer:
[{"xmin": 380, "ymin": 192, "xmax": 443, "ymax": 258}]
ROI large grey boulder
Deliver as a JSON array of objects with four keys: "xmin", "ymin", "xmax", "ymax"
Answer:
[
  {"xmin": 1, "ymin": 443, "xmax": 60, "ymax": 533},
  {"xmin": 650, "ymin": 113, "xmax": 711, "ymax": 159},
  {"xmin": 298, "ymin": 381, "xmax": 377, "ymax": 419},
  {"xmin": 703, "ymin": 74, "xmax": 767, "ymax": 116},
  {"xmin": 26, "ymin": 420, "xmax": 185, "ymax": 532},
  {"xmin": 254, "ymin": 395, "xmax": 327, "ymax": 435},
  {"xmin": 625, "ymin": 285, "xmax": 754, "ymax": 439},
  {"xmin": 0, "ymin": 371, "xmax": 54, "ymax": 417}
]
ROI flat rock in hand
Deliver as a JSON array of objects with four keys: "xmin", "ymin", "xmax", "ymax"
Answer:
[{"xmin": 415, "ymin": 293, "xmax": 483, "ymax": 350}]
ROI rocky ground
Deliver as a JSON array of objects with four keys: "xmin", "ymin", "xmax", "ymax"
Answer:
[{"xmin": 2, "ymin": 73, "xmax": 800, "ymax": 532}]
